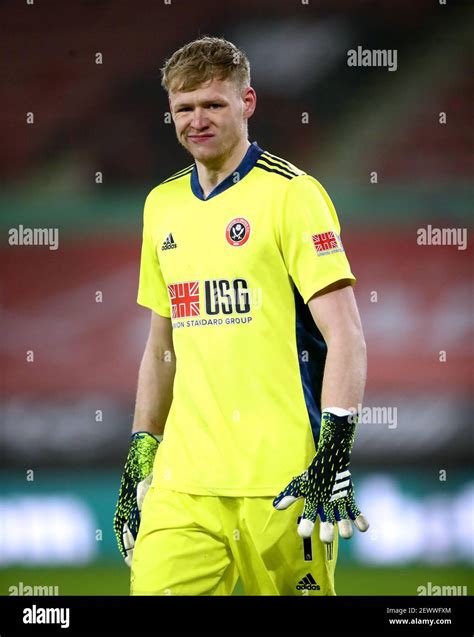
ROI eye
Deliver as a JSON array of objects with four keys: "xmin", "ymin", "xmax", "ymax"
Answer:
[
  {"xmin": 177, "ymin": 106, "xmax": 192, "ymax": 112},
  {"xmin": 208, "ymin": 103, "xmax": 222, "ymax": 110}
]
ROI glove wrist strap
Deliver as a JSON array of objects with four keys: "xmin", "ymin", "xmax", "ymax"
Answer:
[
  {"xmin": 323, "ymin": 407, "xmax": 353, "ymax": 417},
  {"xmin": 318, "ymin": 410, "xmax": 357, "ymax": 454},
  {"xmin": 127, "ymin": 431, "xmax": 160, "ymax": 481},
  {"xmin": 131, "ymin": 431, "xmax": 162, "ymax": 443}
]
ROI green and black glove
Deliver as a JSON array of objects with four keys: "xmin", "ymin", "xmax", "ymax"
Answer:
[
  {"xmin": 113, "ymin": 431, "xmax": 161, "ymax": 566},
  {"xmin": 273, "ymin": 410, "xmax": 369, "ymax": 543}
]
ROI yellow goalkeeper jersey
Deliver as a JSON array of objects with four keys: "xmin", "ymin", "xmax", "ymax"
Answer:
[{"xmin": 137, "ymin": 141, "xmax": 355, "ymax": 496}]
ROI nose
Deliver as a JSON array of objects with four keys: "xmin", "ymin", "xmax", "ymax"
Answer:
[{"xmin": 190, "ymin": 107, "xmax": 209, "ymax": 130}]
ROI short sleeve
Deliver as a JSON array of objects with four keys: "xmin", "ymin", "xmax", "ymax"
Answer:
[
  {"xmin": 278, "ymin": 175, "xmax": 356, "ymax": 303},
  {"xmin": 136, "ymin": 194, "xmax": 171, "ymax": 318}
]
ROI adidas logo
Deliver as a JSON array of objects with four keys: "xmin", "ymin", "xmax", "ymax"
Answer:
[
  {"xmin": 296, "ymin": 573, "xmax": 320, "ymax": 591},
  {"xmin": 161, "ymin": 233, "xmax": 177, "ymax": 250},
  {"xmin": 329, "ymin": 469, "xmax": 351, "ymax": 502}
]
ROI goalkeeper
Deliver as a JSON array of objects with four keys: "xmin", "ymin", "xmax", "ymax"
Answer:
[{"xmin": 113, "ymin": 36, "xmax": 370, "ymax": 596}]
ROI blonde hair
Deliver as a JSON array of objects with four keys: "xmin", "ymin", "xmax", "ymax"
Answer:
[{"xmin": 161, "ymin": 36, "xmax": 251, "ymax": 94}]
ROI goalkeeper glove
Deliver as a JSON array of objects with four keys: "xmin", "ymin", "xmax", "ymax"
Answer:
[
  {"xmin": 273, "ymin": 410, "xmax": 369, "ymax": 543},
  {"xmin": 113, "ymin": 431, "xmax": 161, "ymax": 567}
]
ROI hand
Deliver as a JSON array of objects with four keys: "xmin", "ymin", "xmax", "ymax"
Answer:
[
  {"xmin": 273, "ymin": 411, "xmax": 369, "ymax": 543},
  {"xmin": 113, "ymin": 432, "xmax": 161, "ymax": 566}
]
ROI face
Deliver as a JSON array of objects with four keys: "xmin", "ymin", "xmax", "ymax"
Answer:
[{"xmin": 169, "ymin": 77, "xmax": 256, "ymax": 166}]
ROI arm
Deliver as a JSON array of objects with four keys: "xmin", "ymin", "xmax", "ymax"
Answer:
[
  {"xmin": 274, "ymin": 280, "xmax": 369, "ymax": 542},
  {"xmin": 307, "ymin": 281, "xmax": 367, "ymax": 412},
  {"xmin": 114, "ymin": 310, "xmax": 175, "ymax": 566},
  {"xmin": 132, "ymin": 310, "xmax": 176, "ymax": 435}
]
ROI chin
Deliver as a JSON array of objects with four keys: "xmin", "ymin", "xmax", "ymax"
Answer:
[{"xmin": 193, "ymin": 146, "xmax": 222, "ymax": 161}]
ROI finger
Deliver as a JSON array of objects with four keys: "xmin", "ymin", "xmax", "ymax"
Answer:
[
  {"xmin": 338, "ymin": 518, "xmax": 353, "ymax": 539},
  {"xmin": 123, "ymin": 523, "xmax": 135, "ymax": 551},
  {"xmin": 333, "ymin": 502, "xmax": 353, "ymax": 539},
  {"xmin": 125, "ymin": 549, "xmax": 134, "ymax": 568},
  {"xmin": 320, "ymin": 521, "xmax": 335, "ymax": 544},
  {"xmin": 347, "ymin": 502, "xmax": 361, "ymax": 520},
  {"xmin": 273, "ymin": 494, "xmax": 302, "ymax": 510},
  {"xmin": 298, "ymin": 493, "xmax": 323, "ymax": 537},
  {"xmin": 273, "ymin": 479, "xmax": 305, "ymax": 510},
  {"xmin": 137, "ymin": 473, "xmax": 153, "ymax": 511},
  {"xmin": 297, "ymin": 517, "xmax": 314, "ymax": 538},
  {"xmin": 122, "ymin": 523, "xmax": 135, "ymax": 567},
  {"xmin": 354, "ymin": 514, "xmax": 370, "ymax": 533}
]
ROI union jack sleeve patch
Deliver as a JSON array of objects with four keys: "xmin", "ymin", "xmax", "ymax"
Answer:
[{"xmin": 312, "ymin": 231, "xmax": 344, "ymax": 256}]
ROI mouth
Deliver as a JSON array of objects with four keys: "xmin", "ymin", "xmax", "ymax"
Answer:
[{"xmin": 188, "ymin": 135, "xmax": 214, "ymax": 143}]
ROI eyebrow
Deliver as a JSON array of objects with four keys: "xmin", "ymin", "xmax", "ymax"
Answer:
[{"xmin": 173, "ymin": 97, "xmax": 227, "ymax": 109}]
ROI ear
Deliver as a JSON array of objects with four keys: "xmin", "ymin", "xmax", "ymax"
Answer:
[{"xmin": 242, "ymin": 86, "xmax": 257, "ymax": 120}]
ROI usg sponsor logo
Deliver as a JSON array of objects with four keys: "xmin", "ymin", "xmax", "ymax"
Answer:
[{"xmin": 168, "ymin": 279, "xmax": 250, "ymax": 319}]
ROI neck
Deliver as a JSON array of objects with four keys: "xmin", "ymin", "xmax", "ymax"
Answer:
[{"xmin": 195, "ymin": 138, "xmax": 251, "ymax": 199}]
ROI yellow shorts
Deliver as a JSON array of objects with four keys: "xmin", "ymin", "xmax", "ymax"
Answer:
[{"xmin": 130, "ymin": 487, "xmax": 338, "ymax": 596}]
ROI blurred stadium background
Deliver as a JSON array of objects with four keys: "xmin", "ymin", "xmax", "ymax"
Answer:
[{"xmin": 1, "ymin": 0, "xmax": 472, "ymax": 596}]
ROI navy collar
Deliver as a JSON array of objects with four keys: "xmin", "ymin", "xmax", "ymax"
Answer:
[{"xmin": 190, "ymin": 141, "xmax": 264, "ymax": 201}]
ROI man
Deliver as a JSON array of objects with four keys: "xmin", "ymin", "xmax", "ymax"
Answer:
[{"xmin": 114, "ymin": 36, "xmax": 369, "ymax": 596}]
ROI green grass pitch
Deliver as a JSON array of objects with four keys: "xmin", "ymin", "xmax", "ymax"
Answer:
[{"xmin": 1, "ymin": 565, "xmax": 471, "ymax": 596}]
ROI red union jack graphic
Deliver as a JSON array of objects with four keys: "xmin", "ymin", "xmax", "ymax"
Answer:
[
  {"xmin": 168, "ymin": 281, "xmax": 200, "ymax": 318},
  {"xmin": 312, "ymin": 231, "xmax": 342, "ymax": 255}
]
